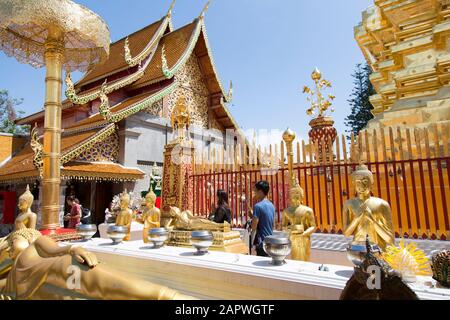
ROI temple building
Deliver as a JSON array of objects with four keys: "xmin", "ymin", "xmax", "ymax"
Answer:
[
  {"xmin": 355, "ymin": 0, "xmax": 449, "ymax": 130},
  {"xmin": 0, "ymin": 4, "xmax": 239, "ymax": 227}
]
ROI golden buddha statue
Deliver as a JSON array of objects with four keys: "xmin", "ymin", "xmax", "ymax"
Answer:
[
  {"xmin": 0, "ymin": 229, "xmax": 193, "ymax": 300},
  {"xmin": 139, "ymin": 186, "xmax": 161, "ymax": 243},
  {"xmin": 343, "ymin": 164, "xmax": 395, "ymax": 251},
  {"xmin": 14, "ymin": 185, "xmax": 37, "ymax": 230},
  {"xmin": 164, "ymin": 207, "xmax": 230, "ymax": 232},
  {"xmin": 281, "ymin": 182, "xmax": 316, "ymax": 261},
  {"xmin": 115, "ymin": 190, "xmax": 133, "ymax": 241}
]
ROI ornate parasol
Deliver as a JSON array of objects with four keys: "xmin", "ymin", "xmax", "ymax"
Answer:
[{"xmin": 0, "ymin": 0, "xmax": 110, "ymax": 231}]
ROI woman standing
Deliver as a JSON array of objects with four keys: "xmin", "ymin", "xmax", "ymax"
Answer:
[
  {"xmin": 212, "ymin": 189, "xmax": 232, "ymax": 224},
  {"xmin": 64, "ymin": 196, "xmax": 81, "ymax": 228}
]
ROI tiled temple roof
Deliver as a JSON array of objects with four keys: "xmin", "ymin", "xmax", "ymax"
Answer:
[
  {"xmin": 62, "ymin": 162, "xmax": 144, "ymax": 182},
  {"xmin": 76, "ymin": 18, "xmax": 167, "ymax": 88},
  {"xmin": 0, "ymin": 124, "xmax": 117, "ymax": 183}
]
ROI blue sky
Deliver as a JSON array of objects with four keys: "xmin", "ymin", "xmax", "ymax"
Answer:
[{"xmin": 0, "ymin": 0, "xmax": 373, "ymax": 140}]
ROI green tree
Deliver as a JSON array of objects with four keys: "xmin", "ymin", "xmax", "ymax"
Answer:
[
  {"xmin": 0, "ymin": 89, "xmax": 29, "ymax": 135},
  {"xmin": 345, "ymin": 63, "xmax": 375, "ymax": 137}
]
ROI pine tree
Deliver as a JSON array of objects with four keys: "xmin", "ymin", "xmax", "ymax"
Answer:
[
  {"xmin": 0, "ymin": 89, "xmax": 28, "ymax": 135},
  {"xmin": 345, "ymin": 63, "xmax": 375, "ymax": 137}
]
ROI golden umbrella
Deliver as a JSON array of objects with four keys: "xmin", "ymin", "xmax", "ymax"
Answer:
[{"xmin": 0, "ymin": 0, "xmax": 110, "ymax": 232}]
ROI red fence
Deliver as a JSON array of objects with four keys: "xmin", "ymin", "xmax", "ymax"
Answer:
[{"xmin": 190, "ymin": 125, "xmax": 450, "ymax": 240}]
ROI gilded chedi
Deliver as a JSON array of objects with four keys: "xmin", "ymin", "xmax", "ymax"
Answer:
[{"xmin": 355, "ymin": 0, "xmax": 450, "ymax": 130}]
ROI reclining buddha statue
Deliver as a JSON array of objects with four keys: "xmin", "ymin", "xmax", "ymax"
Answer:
[
  {"xmin": 0, "ymin": 188, "xmax": 193, "ymax": 300},
  {"xmin": 163, "ymin": 206, "xmax": 230, "ymax": 232}
]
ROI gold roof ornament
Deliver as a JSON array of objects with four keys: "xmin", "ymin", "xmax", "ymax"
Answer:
[
  {"xmin": 30, "ymin": 123, "xmax": 43, "ymax": 178},
  {"xmin": 303, "ymin": 68, "xmax": 336, "ymax": 118},
  {"xmin": 200, "ymin": 0, "xmax": 211, "ymax": 19}
]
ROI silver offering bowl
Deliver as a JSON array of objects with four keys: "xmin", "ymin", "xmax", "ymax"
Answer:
[
  {"xmin": 346, "ymin": 241, "xmax": 381, "ymax": 267},
  {"xmin": 191, "ymin": 230, "xmax": 214, "ymax": 255},
  {"xmin": 106, "ymin": 225, "xmax": 128, "ymax": 245},
  {"xmin": 148, "ymin": 228, "xmax": 169, "ymax": 248},
  {"xmin": 263, "ymin": 234, "xmax": 292, "ymax": 266},
  {"xmin": 76, "ymin": 224, "xmax": 97, "ymax": 241}
]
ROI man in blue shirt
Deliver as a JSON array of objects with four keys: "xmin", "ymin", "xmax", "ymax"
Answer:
[{"xmin": 250, "ymin": 181, "xmax": 275, "ymax": 256}]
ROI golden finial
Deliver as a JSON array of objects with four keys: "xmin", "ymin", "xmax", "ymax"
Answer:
[
  {"xmin": 282, "ymin": 127, "xmax": 296, "ymax": 144},
  {"xmin": 199, "ymin": 0, "xmax": 211, "ymax": 19},
  {"xmin": 303, "ymin": 68, "xmax": 335, "ymax": 118},
  {"xmin": 311, "ymin": 67, "xmax": 322, "ymax": 81},
  {"xmin": 227, "ymin": 80, "xmax": 233, "ymax": 101},
  {"xmin": 167, "ymin": 0, "xmax": 176, "ymax": 17},
  {"xmin": 30, "ymin": 123, "xmax": 43, "ymax": 178}
]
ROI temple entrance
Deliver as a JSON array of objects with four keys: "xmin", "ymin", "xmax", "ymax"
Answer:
[{"xmin": 65, "ymin": 180, "xmax": 114, "ymax": 226}]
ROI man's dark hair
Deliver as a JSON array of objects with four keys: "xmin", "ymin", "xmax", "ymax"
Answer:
[{"xmin": 255, "ymin": 180, "xmax": 270, "ymax": 195}]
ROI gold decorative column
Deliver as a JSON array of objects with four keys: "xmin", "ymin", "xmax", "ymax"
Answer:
[
  {"xmin": 161, "ymin": 96, "xmax": 194, "ymax": 214},
  {"xmin": 0, "ymin": 0, "xmax": 110, "ymax": 232},
  {"xmin": 41, "ymin": 30, "xmax": 64, "ymax": 230}
]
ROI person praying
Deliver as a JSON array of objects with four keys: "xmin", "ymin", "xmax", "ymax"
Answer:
[{"xmin": 212, "ymin": 189, "xmax": 232, "ymax": 224}]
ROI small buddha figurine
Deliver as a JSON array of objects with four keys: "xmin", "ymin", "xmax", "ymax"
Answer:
[
  {"xmin": 115, "ymin": 190, "xmax": 133, "ymax": 241},
  {"xmin": 140, "ymin": 186, "xmax": 161, "ymax": 243},
  {"xmin": 164, "ymin": 206, "xmax": 229, "ymax": 232},
  {"xmin": 343, "ymin": 164, "xmax": 395, "ymax": 251},
  {"xmin": 281, "ymin": 182, "xmax": 316, "ymax": 261},
  {"xmin": 14, "ymin": 185, "xmax": 37, "ymax": 230}
]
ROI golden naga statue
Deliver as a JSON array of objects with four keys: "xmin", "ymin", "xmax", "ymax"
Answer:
[
  {"xmin": 163, "ymin": 207, "xmax": 230, "ymax": 232},
  {"xmin": 14, "ymin": 185, "xmax": 37, "ymax": 230},
  {"xmin": 343, "ymin": 164, "xmax": 395, "ymax": 251},
  {"xmin": 115, "ymin": 190, "xmax": 133, "ymax": 241},
  {"xmin": 138, "ymin": 186, "xmax": 161, "ymax": 243},
  {"xmin": 282, "ymin": 182, "xmax": 316, "ymax": 261},
  {"xmin": 0, "ymin": 229, "xmax": 193, "ymax": 300}
]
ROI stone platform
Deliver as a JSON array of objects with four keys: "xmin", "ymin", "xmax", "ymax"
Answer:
[
  {"xmin": 67, "ymin": 238, "xmax": 450, "ymax": 300},
  {"xmin": 99, "ymin": 222, "xmax": 248, "ymax": 254}
]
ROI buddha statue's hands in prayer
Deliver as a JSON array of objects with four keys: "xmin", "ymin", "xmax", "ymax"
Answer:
[{"xmin": 69, "ymin": 246, "xmax": 98, "ymax": 268}]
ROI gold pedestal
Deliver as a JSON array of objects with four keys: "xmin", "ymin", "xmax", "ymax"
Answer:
[{"xmin": 167, "ymin": 230, "xmax": 248, "ymax": 254}]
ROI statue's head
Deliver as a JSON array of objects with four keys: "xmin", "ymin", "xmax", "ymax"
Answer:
[
  {"xmin": 169, "ymin": 206, "xmax": 181, "ymax": 218},
  {"xmin": 352, "ymin": 164, "xmax": 373, "ymax": 195},
  {"xmin": 144, "ymin": 186, "xmax": 157, "ymax": 208},
  {"xmin": 288, "ymin": 182, "xmax": 304, "ymax": 207},
  {"xmin": 5, "ymin": 228, "xmax": 42, "ymax": 260},
  {"xmin": 119, "ymin": 189, "xmax": 130, "ymax": 208},
  {"xmin": 18, "ymin": 185, "xmax": 34, "ymax": 212}
]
